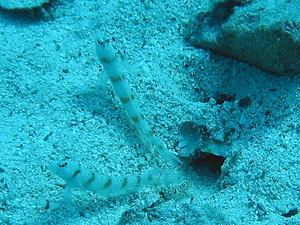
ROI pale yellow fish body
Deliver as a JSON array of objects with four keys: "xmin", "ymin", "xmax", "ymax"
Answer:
[
  {"xmin": 47, "ymin": 161, "xmax": 183, "ymax": 193},
  {"xmin": 95, "ymin": 34, "xmax": 181, "ymax": 166}
]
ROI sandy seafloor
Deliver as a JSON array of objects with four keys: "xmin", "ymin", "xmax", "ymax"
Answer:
[{"xmin": 1, "ymin": 0, "xmax": 300, "ymax": 224}]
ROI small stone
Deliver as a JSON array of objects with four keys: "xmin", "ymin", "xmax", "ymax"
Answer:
[{"xmin": 238, "ymin": 97, "xmax": 252, "ymax": 107}]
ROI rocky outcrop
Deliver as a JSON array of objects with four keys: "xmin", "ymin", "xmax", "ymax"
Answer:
[
  {"xmin": 0, "ymin": 0, "xmax": 49, "ymax": 10},
  {"xmin": 185, "ymin": 0, "xmax": 300, "ymax": 77}
]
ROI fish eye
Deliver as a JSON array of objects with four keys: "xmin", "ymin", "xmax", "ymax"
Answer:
[{"xmin": 59, "ymin": 162, "xmax": 68, "ymax": 168}]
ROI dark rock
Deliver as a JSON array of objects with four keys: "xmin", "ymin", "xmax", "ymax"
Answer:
[
  {"xmin": 0, "ymin": 0, "xmax": 49, "ymax": 10},
  {"xmin": 186, "ymin": 0, "xmax": 300, "ymax": 77}
]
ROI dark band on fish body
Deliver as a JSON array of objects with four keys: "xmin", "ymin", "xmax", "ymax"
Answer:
[
  {"xmin": 137, "ymin": 176, "xmax": 141, "ymax": 184},
  {"xmin": 71, "ymin": 170, "xmax": 81, "ymax": 178},
  {"xmin": 131, "ymin": 116, "xmax": 139, "ymax": 123},
  {"xmin": 83, "ymin": 172, "xmax": 95, "ymax": 188},
  {"xmin": 122, "ymin": 178, "xmax": 128, "ymax": 188},
  {"xmin": 147, "ymin": 130, "xmax": 154, "ymax": 137},
  {"xmin": 157, "ymin": 144, "xmax": 164, "ymax": 150},
  {"xmin": 111, "ymin": 74, "xmax": 125, "ymax": 83},
  {"xmin": 104, "ymin": 178, "xmax": 112, "ymax": 188},
  {"xmin": 120, "ymin": 94, "xmax": 134, "ymax": 104}
]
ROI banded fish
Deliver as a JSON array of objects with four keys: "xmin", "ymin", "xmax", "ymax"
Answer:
[
  {"xmin": 47, "ymin": 161, "xmax": 183, "ymax": 196},
  {"xmin": 95, "ymin": 34, "xmax": 181, "ymax": 166}
]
